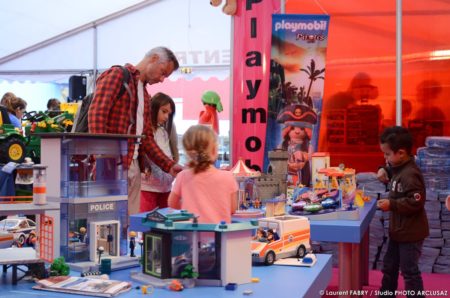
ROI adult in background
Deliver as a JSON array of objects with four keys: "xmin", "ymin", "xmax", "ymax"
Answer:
[
  {"xmin": 88, "ymin": 46, "xmax": 182, "ymax": 216},
  {"xmin": 46, "ymin": 98, "xmax": 61, "ymax": 117}
]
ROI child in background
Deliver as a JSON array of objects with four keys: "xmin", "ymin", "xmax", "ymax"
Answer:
[
  {"xmin": 140, "ymin": 92, "xmax": 178, "ymax": 212},
  {"xmin": 376, "ymin": 126, "xmax": 429, "ymax": 298},
  {"xmin": 3, "ymin": 95, "xmax": 27, "ymax": 129},
  {"xmin": 168, "ymin": 125, "xmax": 238, "ymax": 223}
]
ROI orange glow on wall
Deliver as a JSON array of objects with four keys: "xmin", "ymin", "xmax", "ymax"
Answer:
[{"xmin": 286, "ymin": 0, "xmax": 450, "ymax": 172}]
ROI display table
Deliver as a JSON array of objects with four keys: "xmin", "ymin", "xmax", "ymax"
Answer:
[
  {"xmin": 0, "ymin": 254, "xmax": 332, "ymax": 298},
  {"xmin": 0, "ymin": 247, "xmax": 44, "ymax": 285},
  {"xmin": 309, "ymin": 199, "xmax": 377, "ymax": 297}
]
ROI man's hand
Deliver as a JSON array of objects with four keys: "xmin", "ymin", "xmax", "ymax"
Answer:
[
  {"xmin": 377, "ymin": 199, "xmax": 390, "ymax": 211},
  {"xmin": 376, "ymin": 168, "xmax": 389, "ymax": 183},
  {"xmin": 169, "ymin": 164, "xmax": 183, "ymax": 177}
]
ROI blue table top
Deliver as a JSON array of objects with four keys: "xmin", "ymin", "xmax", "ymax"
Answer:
[
  {"xmin": 309, "ymin": 199, "xmax": 377, "ymax": 243},
  {"xmin": 0, "ymin": 254, "xmax": 332, "ymax": 298},
  {"xmin": 131, "ymin": 199, "xmax": 377, "ymax": 244}
]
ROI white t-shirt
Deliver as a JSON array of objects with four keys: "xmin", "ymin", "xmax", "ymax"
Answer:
[{"xmin": 141, "ymin": 126, "xmax": 174, "ymax": 193}]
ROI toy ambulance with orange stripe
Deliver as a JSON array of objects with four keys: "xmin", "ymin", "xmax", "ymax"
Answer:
[{"xmin": 251, "ymin": 215, "xmax": 311, "ymax": 265}]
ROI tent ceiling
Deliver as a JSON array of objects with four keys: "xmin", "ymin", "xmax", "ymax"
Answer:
[
  {"xmin": 0, "ymin": 0, "xmax": 231, "ymax": 83},
  {"xmin": 2, "ymin": 0, "xmax": 449, "ymax": 83},
  {"xmin": 0, "ymin": 0, "xmax": 145, "ymax": 59}
]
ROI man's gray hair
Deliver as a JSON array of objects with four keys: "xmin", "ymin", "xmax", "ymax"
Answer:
[{"xmin": 146, "ymin": 47, "xmax": 179, "ymax": 70}]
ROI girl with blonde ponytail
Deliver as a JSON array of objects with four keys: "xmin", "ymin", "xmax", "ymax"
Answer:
[{"xmin": 168, "ymin": 125, "xmax": 238, "ymax": 223}]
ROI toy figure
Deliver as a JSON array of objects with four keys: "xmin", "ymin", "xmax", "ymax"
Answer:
[
  {"xmin": 198, "ymin": 90, "xmax": 223, "ymax": 135},
  {"xmin": 26, "ymin": 230, "xmax": 37, "ymax": 248},
  {"xmin": 266, "ymin": 229, "xmax": 280, "ymax": 243},
  {"xmin": 253, "ymin": 228, "xmax": 267, "ymax": 242},
  {"xmin": 168, "ymin": 279, "xmax": 184, "ymax": 291},
  {"xmin": 253, "ymin": 198, "xmax": 261, "ymax": 209},
  {"xmin": 97, "ymin": 246, "xmax": 104, "ymax": 264},
  {"xmin": 314, "ymin": 178, "xmax": 325, "ymax": 189},
  {"xmin": 267, "ymin": 229, "xmax": 275, "ymax": 242},
  {"xmin": 78, "ymin": 227, "xmax": 87, "ymax": 243},
  {"xmin": 210, "ymin": 0, "xmax": 237, "ymax": 15},
  {"xmin": 129, "ymin": 231, "xmax": 137, "ymax": 257}
]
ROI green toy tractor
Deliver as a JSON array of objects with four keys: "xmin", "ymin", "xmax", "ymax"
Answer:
[
  {"xmin": 22, "ymin": 110, "xmax": 74, "ymax": 163},
  {"xmin": 0, "ymin": 124, "xmax": 27, "ymax": 164},
  {"xmin": 0, "ymin": 106, "xmax": 74, "ymax": 164},
  {"xmin": 0, "ymin": 106, "xmax": 27, "ymax": 163}
]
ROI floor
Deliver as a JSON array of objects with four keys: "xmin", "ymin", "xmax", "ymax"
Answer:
[{"xmin": 323, "ymin": 268, "xmax": 450, "ymax": 297}]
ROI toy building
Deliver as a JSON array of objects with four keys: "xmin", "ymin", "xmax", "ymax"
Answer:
[
  {"xmin": 138, "ymin": 208, "xmax": 257, "ymax": 286},
  {"xmin": 266, "ymin": 149, "xmax": 289, "ymax": 194},
  {"xmin": 254, "ymin": 149, "xmax": 288, "ymax": 201},
  {"xmin": 39, "ymin": 133, "xmax": 134, "ymax": 269}
]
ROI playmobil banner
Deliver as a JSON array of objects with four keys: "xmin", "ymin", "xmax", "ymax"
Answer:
[
  {"xmin": 231, "ymin": 0, "xmax": 281, "ymax": 173},
  {"xmin": 264, "ymin": 14, "xmax": 330, "ymax": 186}
]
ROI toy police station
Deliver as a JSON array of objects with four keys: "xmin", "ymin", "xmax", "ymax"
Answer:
[{"xmin": 39, "ymin": 133, "xmax": 131, "ymax": 264}]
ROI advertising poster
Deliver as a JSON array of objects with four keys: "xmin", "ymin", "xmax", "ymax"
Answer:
[
  {"xmin": 264, "ymin": 14, "xmax": 330, "ymax": 186},
  {"xmin": 231, "ymin": 0, "xmax": 281, "ymax": 173}
]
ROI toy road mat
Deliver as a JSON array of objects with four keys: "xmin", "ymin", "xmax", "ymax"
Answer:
[{"xmin": 34, "ymin": 276, "xmax": 131, "ymax": 297}]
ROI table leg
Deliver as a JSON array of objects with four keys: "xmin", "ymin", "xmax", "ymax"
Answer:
[
  {"xmin": 3, "ymin": 264, "xmax": 7, "ymax": 273},
  {"xmin": 12, "ymin": 264, "xmax": 17, "ymax": 285},
  {"xmin": 352, "ymin": 243, "xmax": 361, "ymax": 295},
  {"xmin": 338, "ymin": 242, "xmax": 352, "ymax": 298},
  {"xmin": 361, "ymin": 227, "xmax": 370, "ymax": 286}
]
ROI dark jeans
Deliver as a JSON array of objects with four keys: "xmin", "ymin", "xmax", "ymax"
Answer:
[{"xmin": 380, "ymin": 239, "xmax": 425, "ymax": 298}]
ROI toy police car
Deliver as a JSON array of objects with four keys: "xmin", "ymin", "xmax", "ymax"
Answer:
[{"xmin": 0, "ymin": 217, "xmax": 36, "ymax": 245}]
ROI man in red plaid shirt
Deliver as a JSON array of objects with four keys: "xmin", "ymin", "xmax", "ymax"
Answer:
[{"xmin": 88, "ymin": 47, "xmax": 182, "ymax": 215}]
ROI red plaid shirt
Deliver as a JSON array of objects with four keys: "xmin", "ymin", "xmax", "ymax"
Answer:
[{"xmin": 88, "ymin": 64, "xmax": 175, "ymax": 172}]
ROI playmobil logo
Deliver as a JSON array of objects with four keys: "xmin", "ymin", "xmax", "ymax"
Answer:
[
  {"xmin": 274, "ymin": 20, "xmax": 327, "ymax": 32},
  {"xmin": 88, "ymin": 202, "xmax": 116, "ymax": 213}
]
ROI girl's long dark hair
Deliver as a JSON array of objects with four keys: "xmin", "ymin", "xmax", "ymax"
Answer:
[{"xmin": 150, "ymin": 92, "xmax": 175, "ymax": 135}]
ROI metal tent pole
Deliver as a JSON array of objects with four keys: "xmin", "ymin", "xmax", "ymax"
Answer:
[{"xmin": 396, "ymin": 0, "xmax": 403, "ymax": 126}]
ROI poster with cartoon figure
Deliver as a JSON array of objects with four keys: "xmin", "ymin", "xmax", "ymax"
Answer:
[
  {"xmin": 277, "ymin": 104, "xmax": 317, "ymax": 186},
  {"xmin": 264, "ymin": 14, "xmax": 330, "ymax": 186}
]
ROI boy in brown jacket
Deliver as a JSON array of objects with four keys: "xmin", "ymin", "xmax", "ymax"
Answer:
[{"xmin": 377, "ymin": 126, "xmax": 429, "ymax": 298}]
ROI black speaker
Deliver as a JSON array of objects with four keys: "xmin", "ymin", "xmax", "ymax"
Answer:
[{"xmin": 69, "ymin": 75, "xmax": 87, "ymax": 101}]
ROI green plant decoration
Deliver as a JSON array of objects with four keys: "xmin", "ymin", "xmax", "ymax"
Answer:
[
  {"xmin": 180, "ymin": 264, "xmax": 199, "ymax": 279},
  {"xmin": 49, "ymin": 256, "xmax": 70, "ymax": 276}
]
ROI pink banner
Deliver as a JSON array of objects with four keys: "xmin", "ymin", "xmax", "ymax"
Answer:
[{"xmin": 231, "ymin": 0, "xmax": 281, "ymax": 172}]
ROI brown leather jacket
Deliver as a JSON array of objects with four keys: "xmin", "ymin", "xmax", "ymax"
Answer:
[{"xmin": 387, "ymin": 158, "xmax": 429, "ymax": 242}]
